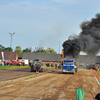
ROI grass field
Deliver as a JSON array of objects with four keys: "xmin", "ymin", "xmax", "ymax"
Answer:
[
  {"xmin": 42, "ymin": 65, "xmax": 57, "ymax": 68},
  {"xmin": 0, "ymin": 65, "xmax": 57, "ymax": 70},
  {"xmin": 97, "ymin": 68, "xmax": 100, "ymax": 75},
  {"xmin": 0, "ymin": 65, "xmax": 30, "ymax": 69}
]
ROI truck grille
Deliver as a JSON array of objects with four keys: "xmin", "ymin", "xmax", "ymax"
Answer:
[{"xmin": 67, "ymin": 66, "xmax": 70, "ymax": 70}]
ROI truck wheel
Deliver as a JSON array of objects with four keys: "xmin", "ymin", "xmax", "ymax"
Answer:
[
  {"xmin": 73, "ymin": 71, "xmax": 75, "ymax": 74},
  {"xmin": 39, "ymin": 68, "xmax": 42, "ymax": 72},
  {"xmin": 31, "ymin": 67, "xmax": 33, "ymax": 72},
  {"xmin": 31, "ymin": 69, "xmax": 33, "ymax": 72}
]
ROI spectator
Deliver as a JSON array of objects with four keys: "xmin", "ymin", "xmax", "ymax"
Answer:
[
  {"xmin": 36, "ymin": 64, "xmax": 40, "ymax": 74},
  {"xmin": 46, "ymin": 63, "xmax": 49, "ymax": 67},
  {"xmin": 58, "ymin": 64, "xmax": 61, "ymax": 69},
  {"xmin": 46, "ymin": 63, "xmax": 47, "ymax": 67},
  {"xmin": 42, "ymin": 62, "xmax": 44, "ymax": 66},
  {"xmin": 49, "ymin": 62, "xmax": 51, "ymax": 66},
  {"xmin": 55, "ymin": 64, "xmax": 57, "ymax": 69},
  {"xmin": 98, "ymin": 65, "xmax": 99, "ymax": 69},
  {"xmin": 29, "ymin": 60, "xmax": 32, "ymax": 67},
  {"xmin": 51, "ymin": 63, "xmax": 54, "ymax": 67},
  {"xmin": 4, "ymin": 60, "xmax": 6, "ymax": 66},
  {"xmin": 95, "ymin": 65, "xmax": 98, "ymax": 72},
  {"xmin": 91, "ymin": 92, "xmax": 100, "ymax": 100}
]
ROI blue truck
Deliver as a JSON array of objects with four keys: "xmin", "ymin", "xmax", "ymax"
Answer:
[{"xmin": 62, "ymin": 58, "xmax": 77, "ymax": 74}]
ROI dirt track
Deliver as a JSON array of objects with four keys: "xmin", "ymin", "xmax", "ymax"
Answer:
[
  {"xmin": 0, "ymin": 67, "xmax": 34, "ymax": 82},
  {"xmin": 0, "ymin": 67, "xmax": 54, "ymax": 82},
  {"xmin": 0, "ymin": 69, "xmax": 100, "ymax": 100}
]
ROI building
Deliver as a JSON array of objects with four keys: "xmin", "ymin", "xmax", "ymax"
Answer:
[
  {"xmin": 0, "ymin": 51, "xmax": 18, "ymax": 61},
  {"xmin": 0, "ymin": 51, "xmax": 100, "ymax": 65},
  {"xmin": 21, "ymin": 52, "xmax": 61, "ymax": 65}
]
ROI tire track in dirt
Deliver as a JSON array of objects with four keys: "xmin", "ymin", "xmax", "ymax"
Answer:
[{"xmin": 0, "ymin": 69, "xmax": 100, "ymax": 100}]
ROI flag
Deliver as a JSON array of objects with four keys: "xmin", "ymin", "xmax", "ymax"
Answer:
[
  {"xmin": 76, "ymin": 88, "xmax": 85, "ymax": 100},
  {"xmin": 1, "ymin": 52, "xmax": 4, "ymax": 61}
]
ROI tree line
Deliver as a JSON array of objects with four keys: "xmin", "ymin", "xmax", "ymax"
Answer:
[{"xmin": 0, "ymin": 44, "xmax": 57, "ymax": 54}]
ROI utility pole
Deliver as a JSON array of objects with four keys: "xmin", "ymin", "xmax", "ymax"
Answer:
[
  {"xmin": 9, "ymin": 32, "xmax": 15, "ymax": 61},
  {"xmin": 58, "ymin": 40, "xmax": 60, "ymax": 63},
  {"xmin": 59, "ymin": 40, "xmax": 60, "ymax": 54}
]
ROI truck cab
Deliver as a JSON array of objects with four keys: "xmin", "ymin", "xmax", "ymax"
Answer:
[{"xmin": 62, "ymin": 58, "xmax": 77, "ymax": 74}]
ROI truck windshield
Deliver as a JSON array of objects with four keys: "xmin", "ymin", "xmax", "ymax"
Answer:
[{"xmin": 63, "ymin": 61, "xmax": 73, "ymax": 64}]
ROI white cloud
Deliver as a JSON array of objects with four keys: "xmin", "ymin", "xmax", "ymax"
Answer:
[{"xmin": 79, "ymin": 52, "xmax": 87, "ymax": 55}]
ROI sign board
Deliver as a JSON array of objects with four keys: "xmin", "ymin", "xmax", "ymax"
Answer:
[{"xmin": 29, "ymin": 47, "xmax": 51, "ymax": 50}]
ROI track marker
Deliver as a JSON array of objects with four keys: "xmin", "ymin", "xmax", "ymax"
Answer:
[
  {"xmin": 92, "ymin": 71, "xmax": 100, "ymax": 85},
  {"xmin": 98, "ymin": 76, "xmax": 100, "ymax": 79}
]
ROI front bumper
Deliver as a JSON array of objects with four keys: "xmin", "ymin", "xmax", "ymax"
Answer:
[{"xmin": 63, "ymin": 69, "xmax": 75, "ymax": 73}]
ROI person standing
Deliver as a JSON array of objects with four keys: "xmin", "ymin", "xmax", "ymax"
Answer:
[
  {"xmin": 36, "ymin": 64, "xmax": 40, "ymax": 74},
  {"xmin": 94, "ymin": 64, "xmax": 98, "ymax": 72},
  {"xmin": 55, "ymin": 64, "xmax": 57, "ymax": 69},
  {"xmin": 91, "ymin": 92, "xmax": 100, "ymax": 100},
  {"xmin": 98, "ymin": 65, "xmax": 99, "ymax": 69}
]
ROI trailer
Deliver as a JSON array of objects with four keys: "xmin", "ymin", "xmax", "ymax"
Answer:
[{"xmin": 19, "ymin": 59, "xmax": 28, "ymax": 65}]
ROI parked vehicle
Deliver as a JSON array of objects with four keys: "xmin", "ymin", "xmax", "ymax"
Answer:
[
  {"xmin": 18, "ymin": 61, "xmax": 26, "ymax": 66},
  {"xmin": 46, "ymin": 62, "xmax": 54, "ymax": 67},
  {"xmin": 6, "ymin": 61, "xmax": 22, "ymax": 66},
  {"xmin": 19, "ymin": 59, "xmax": 28, "ymax": 65},
  {"xmin": 86, "ymin": 61, "xmax": 96, "ymax": 69}
]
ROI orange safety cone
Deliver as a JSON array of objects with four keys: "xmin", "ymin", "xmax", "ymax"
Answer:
[
  {"xmin": 13, "ymin": 66, "xmax": 14, "ymax": 69},
  {"xmin": 96, "ymin": 73, "xmax": 98, "ymax": 77},
  {"xmin": 6, "ymin": 66, "xmax": 7, "ymax": 69},
  {"xmin": 19, "ymin": 66, "xmax": 21, "ymax": 68},
  {"xmin": 95, "ymin": 72, "xmax": 97, "ymax": 75},
  {"xmin": 98, "ymin": 76, "xmax": 100, "ymax": 79},
  {"xmin": 94, "ymin": 70, "xmax": 96, "ymax": 73}
]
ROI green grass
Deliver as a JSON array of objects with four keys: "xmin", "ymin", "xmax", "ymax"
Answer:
[
  {"xmin": 0, "ymin": 65, "xmax": 58, "ymax": 70},
  {"xmin": 97, "ymin": 68, "xmax": 100, "ymax": 75},
  {"xmin": 0, "ymin": 65, "xmax": 30, "ymax": 69},
  {"xmin": 42, "ymin": 65, "xmax": 56, "ymax": 68}
]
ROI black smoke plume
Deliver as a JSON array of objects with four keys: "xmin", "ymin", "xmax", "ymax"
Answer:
[{"xmin": 62, "ymin": 13, "xmax": 100, "ymax": 58}]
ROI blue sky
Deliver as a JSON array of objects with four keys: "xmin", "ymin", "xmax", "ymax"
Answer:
[{"xmin": 0, "ymin": 0, "xmax": 100, "ymax": 54}]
